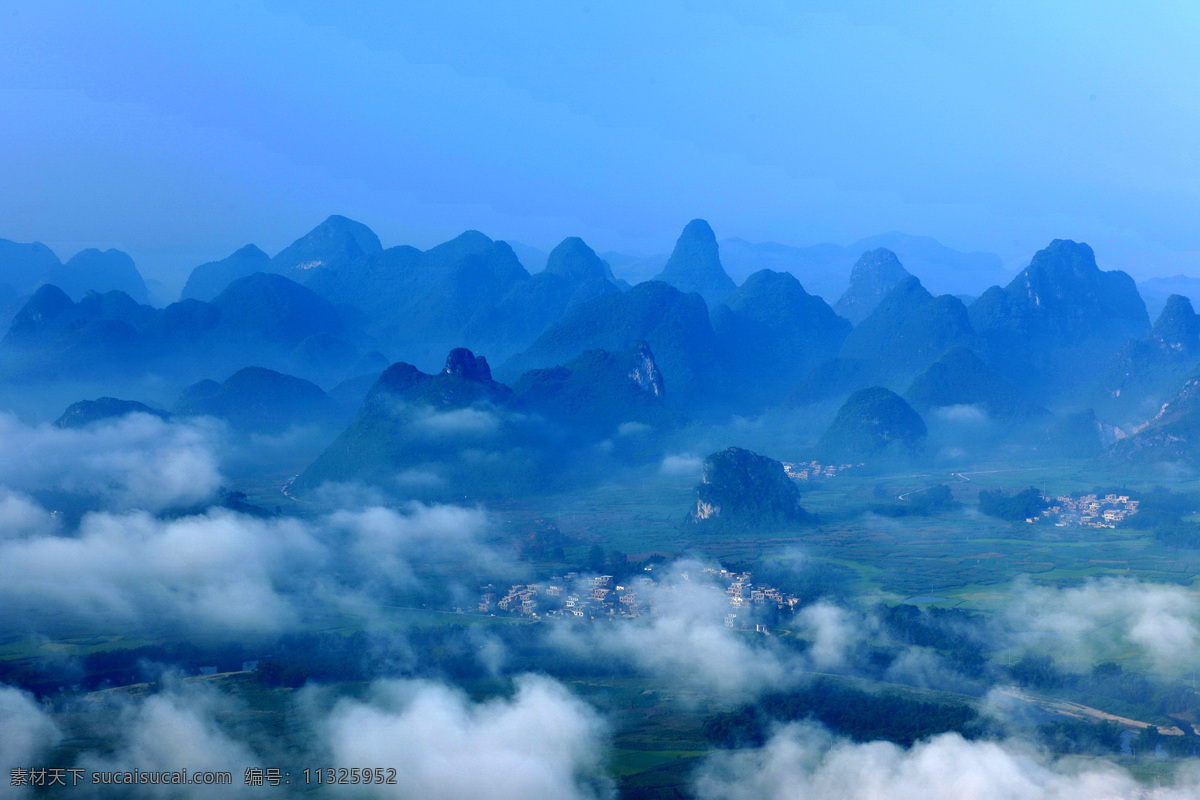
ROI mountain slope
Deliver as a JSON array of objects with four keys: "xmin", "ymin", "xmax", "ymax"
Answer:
[
  {"xmin": 712, "ymin": 270, "xmax": 851, "ymax": 409},
  {"xmin": 969, "ymin": 239, "xmax": 1149, "ymax": 399}
]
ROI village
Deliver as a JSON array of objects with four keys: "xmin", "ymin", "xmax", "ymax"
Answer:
[
  {"xmin": 781, "ymin": 460, "xmax": 861, "ymax": 481},
  {"xmin": 476, "ymin": 565, "xmax": 802, "ymax": 631},
  {"xmin": 1034, "ymin": 493, "xmax": 1141, "ymax": 528}
]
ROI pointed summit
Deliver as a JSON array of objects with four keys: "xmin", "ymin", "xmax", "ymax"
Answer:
[
  {"xmin": 542, "ymin": 237, "xmax": 609, "ymax": 283},
  {"xmin": 834, "ymin": 248, "xmax": 911, "ymax": 324},
  {"xmin": 48, "ymin": 249, "xmax": 148, "ymax": 304},
  {"xmin": 270, "ymin": 215, "xmax": 382, "ymax": 283},
  {"xmin": 443, "ymin": 348, "xmax": 492, "ymax": 382},
  {"xmin": 181, "ymin": 243, "xmax": 270, "ymax": 301},
  {"xmin": 652, "ymin": 219, "xmax": 735, "ymax": 307},
  {"xmin": 1151, "ymin": 295, "xmax": 1200, "ymax": 355}
]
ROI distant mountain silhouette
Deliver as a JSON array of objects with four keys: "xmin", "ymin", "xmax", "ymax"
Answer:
[
  {"xmin": 54, "ymin": 397, "xmax": 169, "ymax": 428},
  {"xmin": 46, "ymin": 248, "xmax": 149, "ymax": 304},
  {"xmin": 512, "ymin": 341, "xmax": 677, "ymax": 435},
  {"xmin": 270, "ymin": 215, "xmax": 383, "ymax": 285},
  {"xmin": 1096, "ymin": 294, "xmax": 1200, "ymax": 422},
  {"xmin": 969, "ymin": 239, "xmax": 1148, "ymax": 399},
  {"xmin": 2, "ymin": 274, "xmax": 358, "ymax": 384},
  {"xmin": 1138, "ymin": 275, "xmax": 1200, "ymax": 319},
  {"xmin": 792, "ymin": 276, "xmax": 976, "ymax": 404},
  {"xmin": 0, "ymin": 238, "xmax": 60, "ymax": 295},
  {"xmin": 209, "ymin": 272, "xmax": 347, "ymax": 349},
  {"xmin": 834, "ymin": 248, "xmax": 911, "ymax": 324},
  {"xmin": 905, "ymin": 346, "xmax": 1046, "ymax": 423},
  {"xmin": 180, "ymin": 244, "xmax": 270, "ymax": 301},
  {"xmin": 294, "ymin": 348, "xmax": 540, "ymax": 498},
  {"xmin": 174, "ymin": 366, "xmax": 340, "ymax": 432},
  {"xmin": 308, "ymin": 229, "xmax": 530, "ymax": 368},
  {"xmin": 1109, "ymin": 376, "xmax": 1200, "ymax": 466},
  {"xmin": 712, "ymin": 234, "xmax": 1007, "ymax": 301},
  {"xmin": 712, "ymin": 270, "xmax": 850, "ymax": 410},
  {"xmin": 502, "ymin": 280, "xmax": 721, "ymax": 408},
  {"xmin": 652, "ymin": 220, "xmax": 736, "ymax": 307},
  {"xmin": 460, "ymin": 237, "xmax": 619, "ymax": 362},
  {"xmin": 688, "ymin": 447, "xmax": 810, "ymax": 529}
]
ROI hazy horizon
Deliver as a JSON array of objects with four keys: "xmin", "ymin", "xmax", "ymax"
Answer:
[{"xmin": 4, "ymin": 1, "xmax": 1200, "ymax": 286}]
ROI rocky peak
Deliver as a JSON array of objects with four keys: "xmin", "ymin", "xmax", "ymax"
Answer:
[
  {"xmin": 627, "ymin": 340, "xmax": 664, "ymax": 398},
  {"xmin": 1151, "ymin": 294, "xmax": 1200, "ymax": 354},
  {"xmin": 834, "ymin": 248, "xmax": 911, "ymax": 324},
  {"xmin": 443, "ymin": 347, "xmax": 492, "ymax": 382},
  {"xmin": 543, "ymin": 237, "xmax": 608, "ymax": 283}
]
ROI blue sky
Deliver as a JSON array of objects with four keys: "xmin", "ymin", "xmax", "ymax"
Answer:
[{"xmin": 2, "ymin": 1, "xmax": 1198, "ymax": 285}]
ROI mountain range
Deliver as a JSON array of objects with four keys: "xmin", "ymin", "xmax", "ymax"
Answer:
[{"xmin": 9, "ymin": 214, "xmax": 1200, "ymax": 478}]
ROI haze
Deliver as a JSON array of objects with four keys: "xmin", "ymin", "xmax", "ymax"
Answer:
[{"xmin": 3, "ymin": 1, "xmax": 1199, "ymax": 285}]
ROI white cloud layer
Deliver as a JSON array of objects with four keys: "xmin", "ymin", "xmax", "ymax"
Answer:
[
  {"xmin": 0, "ymin": 412, "xmax": 222, "ymax": 511},
  {"xmin": 694, "ymin": 724, "xmax": 1200, "ymax": 800},
  {"xmin": 1007, "ymin": 577, "xmax": 1200, "ymax": 674}
]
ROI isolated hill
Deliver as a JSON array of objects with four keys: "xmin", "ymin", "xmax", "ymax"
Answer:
[
  {"xmin": 817, "ymin": 387, "xmax": 927, "ymax": 460},
  {"xmin": 54, "ymin": 397, "xmax": 169, "ymax": 428},
  {"xmin": 711, "ymin": 270, "xmax": 851, "ymax": 409},
  {"xmin": 460, "ymin": 237, "xmax": 619, "ymax": 362},
  {"xmin": 502, "ymin": 280, "xmax": 722, "ymax": 408},
  {"xmin": 834, "ymin": 248, "xmax": 912, "ymax": 324},
  {"xmin": 0, "ymin": 238, "xmax": 60, "ymax": 294},
  {"xmin": 688, "ymin": 447, "xmax": 809, "ymax": 528},
  {"xmin": 512, "ymin": 341, "xmax": 676, "ymax": 436},
  {"xmin": 969, "ymin": 239, "xmax": 1149, "ymax": 398},
  {"xmin": 269, "ymin": 215, "xmax": 383, "ymax": 286},
  {"xmin": 180, "ymin": 244, "xmax": 270, "ymax": 301},
  {"xmin": 1096, "ymin": 294, "xmax": 1200, "ymax": 422},
  {"xmin": 652, "ymin": 219, "xmax": 736, "ymax": 308},
  {"xmin": 46, "ymin": 249, "xmax": 149, "ymax": 304},
  {"xmin": 905, "ymin": 347, "xmax": 1046, "ymax": 423},
  {"xmin": 174, "ymin": 366, "xmax": 339, "ymax": 432}
]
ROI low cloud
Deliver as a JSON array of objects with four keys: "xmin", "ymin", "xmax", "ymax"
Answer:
[
  {"xmin": 0, "ymin": 502, "xmax": 514, "ymax": 636},
  {"xmin": 77, "ymin": 683, "xmax": 259, "ymax": 799},
  {"xmin": 659, "ymin": 454, "xmax": 703, "ymax": 477},
  {"xmin": 1007, "ymin": 577, "xmax": 1200, "ymax": 674},
  {"xmin": 0, "ymin": 412, "xmax": 222, "ymax": 511},
  {"xmin": 318, "ymin": 674, "xmax": 612, "ymax": 800},
  {"xmin": 0, "ymin": 686, "xmax": 62, "ymax": 800},
  {"xmin": 550, "ymin": 561, "xmax": 793, "ymax": 697},
  {"xmin": 693, "ymin": 723, "xmax": 1200, "ymax": 800}
]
